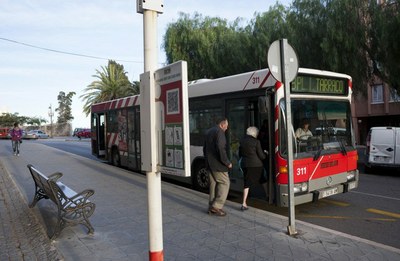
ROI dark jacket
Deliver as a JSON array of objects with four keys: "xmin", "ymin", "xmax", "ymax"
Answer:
[
  {"xmin": 239, "ymin": 135, "xmax": 266, "ymax": 168},
  {"xmin": 203, "ymin": 125, "xmax": 231, "ymax": 172}
]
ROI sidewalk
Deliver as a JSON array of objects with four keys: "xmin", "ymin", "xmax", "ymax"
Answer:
[{"xmin": 1, "ymin": 141, "xmax": 400, "ymax": 260}]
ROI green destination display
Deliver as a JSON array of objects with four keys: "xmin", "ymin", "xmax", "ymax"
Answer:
[{"xmin": 291, "ymin": 75, "xmax": 348, "ymax": 95}]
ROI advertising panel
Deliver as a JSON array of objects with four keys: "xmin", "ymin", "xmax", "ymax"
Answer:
[{"xmin": 154, "ymin": 61, "xmax": 190, "ymax": 176}]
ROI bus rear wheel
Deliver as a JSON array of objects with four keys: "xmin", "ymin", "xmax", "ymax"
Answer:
[{"xmin": 192, "ymin": 161, "xmax": 209, "ymax": 193}]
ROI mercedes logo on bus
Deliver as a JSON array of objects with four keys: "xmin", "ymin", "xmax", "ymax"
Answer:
[{"xmin": 326, "ymin": 176, "xmax": 333, "ymax": 186}]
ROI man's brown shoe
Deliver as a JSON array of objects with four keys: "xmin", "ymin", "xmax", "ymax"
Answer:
[{"xmin": 208, "ymin": 207, "xmax": 227, "ymax": 216}]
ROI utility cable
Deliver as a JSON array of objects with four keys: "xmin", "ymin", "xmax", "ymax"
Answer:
[{"xmin": 0, "ymin": 37, "xmax": 142, "ymax": 63}]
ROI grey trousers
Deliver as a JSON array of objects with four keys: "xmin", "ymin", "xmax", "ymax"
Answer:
[
  {"xmin": 209, "ymin": 170, "xmax": 230, "ymax": 209},
  {"xmin": 12, "ymin": 140, "xmax": 20, "ymax": 154}
]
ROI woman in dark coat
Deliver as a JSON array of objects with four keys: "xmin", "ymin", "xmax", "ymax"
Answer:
[{"xmin": 239, "ymin": 126, "xmax": 268, "ymax": 210}]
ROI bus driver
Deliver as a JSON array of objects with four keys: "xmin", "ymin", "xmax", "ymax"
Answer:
[{"xmin": 295, "ymin": 119, "xmax": 313, "ymax": 141}]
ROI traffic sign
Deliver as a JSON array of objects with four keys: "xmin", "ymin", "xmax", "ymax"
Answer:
[{"xmin": 267, "ymin": 40, "xmax": 299, "ymax": 82}]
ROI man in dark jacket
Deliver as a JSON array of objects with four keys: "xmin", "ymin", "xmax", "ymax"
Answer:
[{"xmin": 203, "ymin": 118, "xmax": 232, "ymax": 216}]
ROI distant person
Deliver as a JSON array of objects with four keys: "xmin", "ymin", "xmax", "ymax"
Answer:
[
  {"xmin": 203, "ymin": 118, "xmax": 232, "ymax": 217},
  {"xmin": 295, "ymin": 119, "xmax": 313, "ymax": 141},
  {"xmin": 9, "ymin": 122, "xmax": 23, "ymax": 156},
  {"xmin": 239, "ymin": 126, "xmax": 268, "ymax": 211}
]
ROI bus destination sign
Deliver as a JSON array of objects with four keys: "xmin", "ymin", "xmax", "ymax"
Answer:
[{"xmin": 291, "ymin": 75, "xmax": 347, "ymax": 95}]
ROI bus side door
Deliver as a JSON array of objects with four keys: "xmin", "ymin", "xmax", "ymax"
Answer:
[{"xmin": 92, "ymin": 113, "xmax": 105, "ymax": 156}]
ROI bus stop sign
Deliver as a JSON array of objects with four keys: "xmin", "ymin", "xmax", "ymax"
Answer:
[
  {"xmin": 267, "ymin": 39, "xmax": 299, "ymax": 236},
  {"xmin": 267, "ymin": 40, "xmax": 298, "ymax": 82}
]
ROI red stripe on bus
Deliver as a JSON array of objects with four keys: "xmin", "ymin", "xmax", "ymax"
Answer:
[
  {"xmin": 242, "ymin": 72, "xmax": 256, "ymax": 90},
  {"xmin": 132, "ymin": 96, "xmax": 138, "ymax": 106},
  {"xmin": 274, "ymin": 102, "xmax": 280, "ymax": 179},
  {"xmin": 117, "ymin": 99, "xmax": 124, "ymax": 108},
  {"xmin": 275, "ymin": 81, "xmax": 283, "ymax": 90},
  {"xmin": 259, "ymin": 71, "xmax": 271, "ymax": 88},
  {"xmin": 123, "ymin": 97, "xmax": 129, "ymax": 107}
]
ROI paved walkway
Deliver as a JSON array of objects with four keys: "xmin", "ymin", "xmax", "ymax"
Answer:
[
  {"xmin": 0, "ymin": 157, "xmax": 62, "ymax": 260},
  {"xmin": 0, "ymin": 141, "xmax": 399, "ymax": 260}
]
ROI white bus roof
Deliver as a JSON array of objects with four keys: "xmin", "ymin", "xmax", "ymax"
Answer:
[{"xmin": 188, "ymin": 68, "xmax": 351, "ymax": 98}]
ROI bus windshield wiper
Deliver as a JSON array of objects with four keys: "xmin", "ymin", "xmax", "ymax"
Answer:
[
  {"xmin": 338, "ymin": 139, "xmax": 347, "ymax": 156},
  {"xmin": 313, "ymin": 144, "xmax": 323, "ymax": 161}
]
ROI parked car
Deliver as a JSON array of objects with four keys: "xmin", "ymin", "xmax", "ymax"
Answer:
[
  {"xmin": 75, "ymin": 128, "xmax": 91, "ymax": 139},
  {"xmin": 73, "ymin": 128, "xmax": 84, "ymax": 137},
  {"xmin": 24, "ymin": 130, "xmax": 49, "ymax": 139},
  {"xmin": 0, "ymin": 128, "xmax": 10, "ymax": 139}
]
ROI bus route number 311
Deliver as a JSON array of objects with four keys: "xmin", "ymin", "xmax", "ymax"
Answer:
[{"xmin": 296, "ymin": 166, "xmax": 307, "ymax": 176}]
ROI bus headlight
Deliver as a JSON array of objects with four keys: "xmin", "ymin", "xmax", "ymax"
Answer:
[
  {"xmin": 293, "ymin": 182, "xmax": 308, "ymax": 193},
  {"xmin": 346, "ymin": 171, "xmax": 356, "ymax": 181}
]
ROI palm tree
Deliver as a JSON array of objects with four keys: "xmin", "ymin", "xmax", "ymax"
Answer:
[{"xmin": 81, "ymin": 60, "xmax": 138, "ymax": 116}]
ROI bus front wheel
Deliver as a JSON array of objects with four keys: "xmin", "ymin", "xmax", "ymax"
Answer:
[{"xmin": 192, "ymin": 161, "xmax": 209, "ymax": 193}]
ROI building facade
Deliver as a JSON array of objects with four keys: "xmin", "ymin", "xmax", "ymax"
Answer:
[{"xmin": 353, "ymin": 78, "xmax": 400, "ymax": 145}]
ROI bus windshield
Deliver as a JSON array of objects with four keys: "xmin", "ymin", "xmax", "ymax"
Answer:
[{"xmin": 280, "ymin": 99, "xmax": 354, "ymax": 159}]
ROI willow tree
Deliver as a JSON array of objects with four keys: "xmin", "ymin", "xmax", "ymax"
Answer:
[
  {"xmin": 369, "ymin": 0, "xmax": 400, "ymax": 92},
  {"xmin": 249, "ymin": 3, "xmax": 291, "ymax": 70},
  {"xmin": 322, "ymin": 0, "xmax": 371, "ymax": 94},
  {"xmin": 163, "ymin": 13, "xmax": 254, "ymax": 80},
  {"xmin": 286, "ymin": 0, "xmax": 328, "ymax": 69},
  {"xmin": 162, "ymin": 0, "xmax": 398, "ymax": 94}
]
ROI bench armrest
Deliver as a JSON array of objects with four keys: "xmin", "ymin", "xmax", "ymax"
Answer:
[
  {"xmin": 69, "ymin": 189, "xmax": 95, "ymax": 205},
  {"xmin": 48, "ymin": 172, "xmax": 63, "ymax": 181}
]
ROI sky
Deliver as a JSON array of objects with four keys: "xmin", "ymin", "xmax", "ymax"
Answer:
[{"xmin": 0, "ymin": 0, "xmax": 290, "ymax": 129}]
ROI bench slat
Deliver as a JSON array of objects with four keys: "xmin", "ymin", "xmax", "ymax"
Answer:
[{"xmin": 56, "ymin": 182, "xmax": 77, "ymax": 198}]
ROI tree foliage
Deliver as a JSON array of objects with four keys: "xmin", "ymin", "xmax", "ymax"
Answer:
[
  {"xmin": 287, "ymin": 0, "xmax": 372, "ymax": 94},
  {"xmin": 250, "ymin": 3, "xmax": 290, "ymax": 70},
  {"xmin": 163, "ymin": 13, "xmax": 256, "ymax": 80},
  {"xmin": 369, "ymin": 0, "xmax": 400, "ymax": 89},
  {"xmin": 81, "ymin": 60, "xmax": 138, "ymax": 116},
  {"xmin": 162, "ymin": 0, "xmax": 400, "ymax": 94},
  {"xmin": 56, "ymin": 91, "xmax": 76, "ymax": 124},
  {"xmin": 26, "ymin": 116, "xmax": 48, "ymax": 126},
  {"xmin": 0, "ymin": 112, "xmax": 46, "ymax": 127}
]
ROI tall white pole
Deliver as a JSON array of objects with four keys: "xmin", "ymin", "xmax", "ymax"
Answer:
[
  {"xmin": 281, "ymin": 39, "xmax": 297, "ymax": 235},
  {"xmin": 267, "ymin": 38, "xmax": 298, "ymax": 236},
  {"xmin": 140, "ymin": 1, "xmax": 164, "ymax": 260},
  {"xmin": 143, "ymin": 11, "xmax": 158, "ymax": 72}
]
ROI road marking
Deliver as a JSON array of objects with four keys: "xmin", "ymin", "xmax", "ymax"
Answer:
[
  {"xmin": 298, "ymin": 214, "xmax": 396, "ymax": 222},
  {"xmin": 366, "ymin": 208, "xmax": 400, "ymax": 219},
  {"xmin": 351, "ymin": 190, "xmax": 400, "ymax": 201},
  {"xmin": 299, "ymin": 215, "xmax": 347, "ymax": 219},
  {"xmin": 321, "ymin": 199, "xmax": 350, "ymax": 207}
]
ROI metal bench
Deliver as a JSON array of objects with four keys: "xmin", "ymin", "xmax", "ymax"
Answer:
[{"xmin": 27, "ymin": 164, "xmax": 96, "ymax": 239}]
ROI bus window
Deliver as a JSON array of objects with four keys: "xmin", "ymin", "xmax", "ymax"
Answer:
[
  {"xmin": 227, "ymin": 99, "xmax": 247, "ymax": 162},
  {"xmin": 290, "ymin": 99, "xmax": 353, "ymax": 158},
  {"xmin": 189, "ymin": 98, "xmax": 223, "ymax": 146}
]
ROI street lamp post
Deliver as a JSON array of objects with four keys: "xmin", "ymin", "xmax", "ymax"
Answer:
[{"xmin": 48, "ymin": 105, "xmax": 54, "ymax": 138}]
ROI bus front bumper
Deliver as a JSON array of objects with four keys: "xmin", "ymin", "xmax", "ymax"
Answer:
[{"xmin": 277, "ymin": 180, "xmax": 358, "ymax": 207}]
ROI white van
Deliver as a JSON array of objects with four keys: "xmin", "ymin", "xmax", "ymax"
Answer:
[{"xmin": 365, "ymin": 127, "xmax": 400, "ymax": 172}]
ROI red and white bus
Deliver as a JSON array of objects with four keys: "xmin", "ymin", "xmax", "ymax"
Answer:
[{"xmin": 91, "ymin": 67, "xmax": 359, "ymax": 207}]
